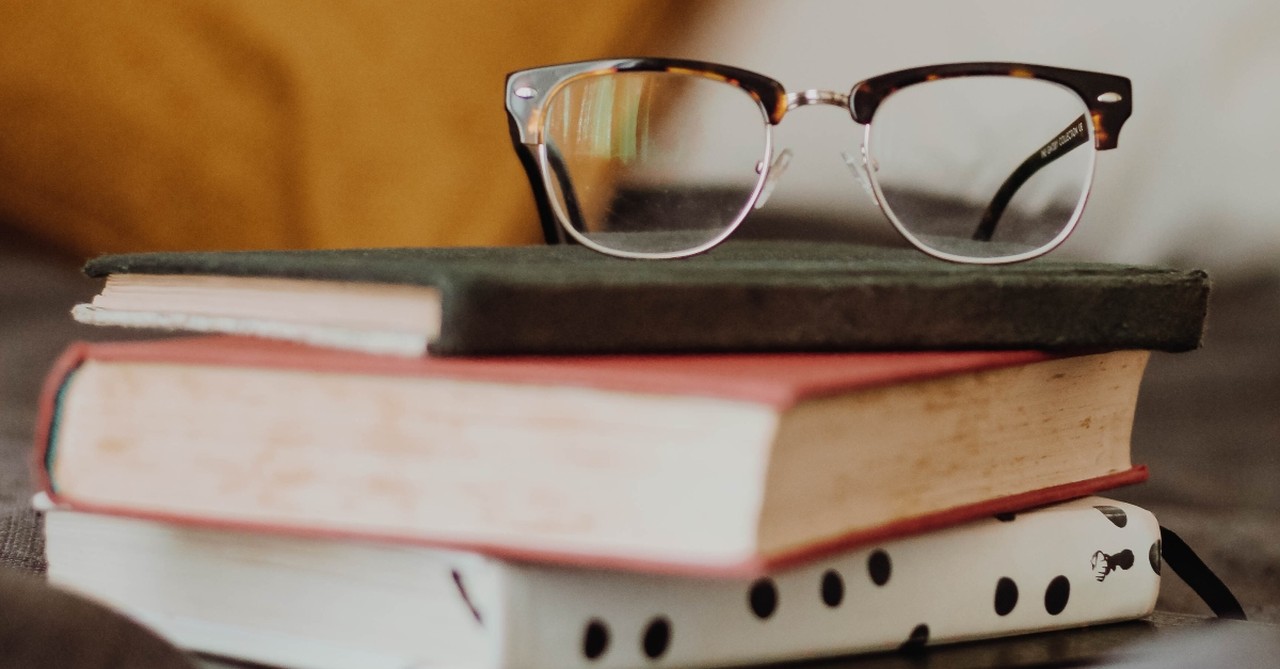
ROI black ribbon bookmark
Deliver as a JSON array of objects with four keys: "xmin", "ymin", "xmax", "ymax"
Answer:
[{"xmin": 1160, "ymin": 526, "xmax": 1248, "ymax": 620}]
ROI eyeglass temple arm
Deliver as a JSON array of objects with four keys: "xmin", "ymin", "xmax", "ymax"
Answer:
[
  {"xmin": 972, "ymin": 114, "xmax": 1090, "ymax": 242},
  {"xmin": 507, "ymin": 117, "xmax": 578, "ymax": 245},
  {"xmin": 542, "ymin": 144, "xmax": 590, "ymax": 243}
]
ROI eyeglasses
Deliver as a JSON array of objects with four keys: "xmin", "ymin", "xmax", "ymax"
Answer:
[{"xmin": 505, "ymin": 59, "xmax": 1132, "ymax": 264}]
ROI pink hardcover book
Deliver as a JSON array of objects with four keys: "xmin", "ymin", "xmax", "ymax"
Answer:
[{"xmin": 35, "ymin": 336, "xmax": 1149, "ymax": 575}]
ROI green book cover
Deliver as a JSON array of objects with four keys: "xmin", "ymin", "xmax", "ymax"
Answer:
[{"xmin": 80, "ymin": 240, "xmax": 1209, "ymax": 355}]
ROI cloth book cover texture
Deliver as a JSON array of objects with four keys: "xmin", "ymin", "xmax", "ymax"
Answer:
[
  {"xmin": 43, "ymin": 496, "xmax": 1163, "ymax": 669},
  {"xmin": 75, "ymin": 240, "xmax": 1210, "ymax": 355},
  {"xmin": 36, "ymin": 335, "xmax": 1149, "ymax": 575}
]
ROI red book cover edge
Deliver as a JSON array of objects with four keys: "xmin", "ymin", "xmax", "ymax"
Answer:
[
  {"xmin": 37, "ymin": 467, "xmax": 1147, "ymax": 578},
  {"xmin": 38, "ymin": 334, "xmax": 1053, "ymax": 405}
]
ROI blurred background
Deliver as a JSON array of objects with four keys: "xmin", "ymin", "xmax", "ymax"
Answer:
[{"xmin": 0, "ymin": 0, "xmax": 1276, "ymax": 645}]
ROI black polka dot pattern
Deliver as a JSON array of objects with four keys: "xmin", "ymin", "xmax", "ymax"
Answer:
[
  {"xmin": 868, "ymin": 550, "xmax": 892, "ymax": 586},
  {"xmin": 1044, "ymin": 576, "xmax": 1071, "ymax": 615},
  {"xmin": 1093, "ymin": 505, "xmax": 1129, "ymax": 528},
  {"xmin": 582, "ymin": 619, "xmax": 609, "ymax": 660},
  {"xmin": 899, "ymin": 624, "xmax": 929, "ymax": 652},
  {"xmin": 642, "ymin": 616, "xmax": 671, "ymax": 659},
  {"xmin": 994, "ymin": 577, "xmax": 1018, "ymax": 616},
  {"xmin": 821, "ymin": 570, "xmax": 844, "ymax": 607},
  {"xmin": 564, "ymin": 509, "xmax": 1157, "ymax": 663},
  {"xmin": 749, "ymin": 578, "xmax": 778, "ymax": 619}
]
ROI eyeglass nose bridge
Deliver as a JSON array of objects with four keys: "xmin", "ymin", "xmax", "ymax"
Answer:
[{"xmin": 785, "ymin": 89, "xmax": 851, "ymax": 112}]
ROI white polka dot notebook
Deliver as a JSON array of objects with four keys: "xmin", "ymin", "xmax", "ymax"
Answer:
[{"xmin": 44, "ymin": 495, "xmax": 1160, "ymax": 669}]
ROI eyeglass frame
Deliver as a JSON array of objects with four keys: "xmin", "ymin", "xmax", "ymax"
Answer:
[{"xmin": 505, "ymin": 58, "xmax": 1133, "ymax": 263}]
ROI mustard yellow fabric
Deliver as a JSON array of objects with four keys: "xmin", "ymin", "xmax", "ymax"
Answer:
[{"xmin": 0, "ymin": 1, "xmax": 692, "ymax": 256}]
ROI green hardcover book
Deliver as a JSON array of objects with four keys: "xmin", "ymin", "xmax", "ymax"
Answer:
[{"xmin": 73, "ymin": 240, "xmax": 1209, "ymax": 357}]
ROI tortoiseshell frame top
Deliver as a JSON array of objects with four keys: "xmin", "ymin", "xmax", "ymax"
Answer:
[
  {"xmin": 850, "ymin": 62, "xmax": 1132, "ymax": 149},
  {"xmin": 505, "ymin": 58, "xmax": 1133, "ymax": 249},
  {"xmin": 506, "ymin": 58, "xmax": 788, "ymax": 144}
]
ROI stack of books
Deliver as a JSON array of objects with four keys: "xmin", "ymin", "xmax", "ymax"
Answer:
[{"xmin": 34, "ymin": 241, "xmax": 1209, "ymax": 669}]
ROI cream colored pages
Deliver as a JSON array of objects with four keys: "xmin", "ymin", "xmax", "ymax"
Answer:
[{"xmin": 73, "ymin": 274, "xmax": 442, "ymax": 356}]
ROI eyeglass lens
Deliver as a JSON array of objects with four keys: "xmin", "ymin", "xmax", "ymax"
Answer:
[
  {"xmin": 541, "ymin": 71, "xmax": 769, "ymax": 255},
  {"xmin": 866, "ymin": 76, "xmax": 1095, "ymax": 261}
]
